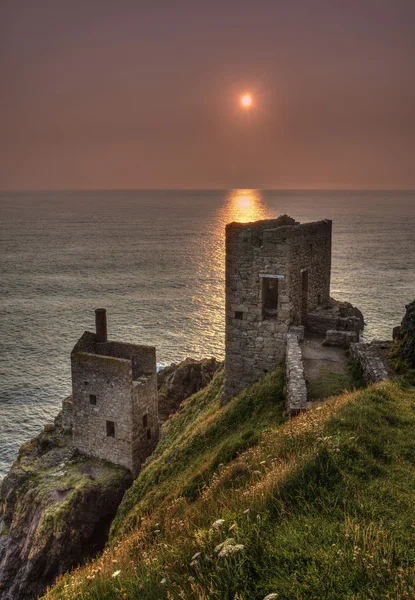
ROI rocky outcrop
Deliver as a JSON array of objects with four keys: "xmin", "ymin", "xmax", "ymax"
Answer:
[
  {"xmin": 395, "ymin": 300, "xmax": 415, "ymax": 368},
  {"xmin": 158, "ymin": 357, "xmax": 222, "ymax": 421},
  {"xmin": 308, "ymin": 298, "xmax": 364, "ymax": 338},
  {"xmin": 0, "ymin": 420, "xmax": 132, "ymax": 600},
  {"xmin": 349, "ymin": 341, "xmax": 390, "ymax": 385}
]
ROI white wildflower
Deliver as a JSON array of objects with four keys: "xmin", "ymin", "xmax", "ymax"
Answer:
[
  {"xmin": 214, "ymin": 538, "xmax": 235, "ymax": 553},
  {"xmin": 218, "ymin": 544, "xmax": 245, "ymax": 558},
  {"xmin": 211, "ymin": 519, "xmax": 225, "ymax": 529},
  {"xmin": 160, "ymin": 578, "xmax": 167, "ymax": 584},
  {"xmin": 111, "ymin": 570, "xmax": 121, "ymax": 578},
  {"xmin": 264, "ymin": 594, "xmax": 278, "ymax": 600}
]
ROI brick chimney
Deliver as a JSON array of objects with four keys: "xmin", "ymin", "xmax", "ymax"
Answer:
[{"xmin": 95, "ymin": 308, "xmax": 107, "ymax": 343}]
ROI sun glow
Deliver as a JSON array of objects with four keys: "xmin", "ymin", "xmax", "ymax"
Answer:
[
  {"xmin": 227, "ymin": 189, "xmax": 267, "ymax": 223},
  {"xmin": 241, "ymin": 93, "xmax": 252, "ymax": 108}
]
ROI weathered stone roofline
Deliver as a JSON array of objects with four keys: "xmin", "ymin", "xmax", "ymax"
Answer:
[
  {"xmin": 226, "ymin": 214, "xmax": 299, "ymax": 231},
  {"xmin": 226, "ymin": 215, "xmax": 331, "ymax": 233},
  {"xmin": 71, "ymin": 310, "xmax": 156, "ymax": 379},
  {"xmin": 72, "ymin": 330, "xmax": 155, "ymax": 358}
]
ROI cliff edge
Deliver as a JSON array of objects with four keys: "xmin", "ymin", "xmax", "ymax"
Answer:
[{"xmin": 0, "ymin": 418, "xmax": 132, "ymax": 600}]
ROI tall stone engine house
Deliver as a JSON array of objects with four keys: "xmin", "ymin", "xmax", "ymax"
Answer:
[
  {"xmin": 223, "ymin": 215, "xmax": 332, "ymax": 400},
  {"xmin": 64, "ymin": 309, "xmax": 159, "ymax": 475}
]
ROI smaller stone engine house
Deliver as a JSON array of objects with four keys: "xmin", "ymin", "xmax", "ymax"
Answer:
[
  {"xmin": 63, "ymin": 309, "xmax": 159, "ymax": 475},
  {"xmin": 223, "ymin": 215, "xmax": 332, "ymax": 400}
]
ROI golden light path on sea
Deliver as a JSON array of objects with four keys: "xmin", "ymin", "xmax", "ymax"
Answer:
[
  {"xmin": 224, "ymin": 189, "xmax": 267, "ymax": 223},
  {"xmin": 190, "ymin": 189, "xmax": 270, "ymax": 358}
]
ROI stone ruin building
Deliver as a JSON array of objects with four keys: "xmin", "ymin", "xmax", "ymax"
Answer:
[
  {"xmin": 223, "ymin": 215, "xmax": 363, "ymax": 405},
  {"xmin": 62, "ymin": 309, "xmax": 159, "ymax": 475}
]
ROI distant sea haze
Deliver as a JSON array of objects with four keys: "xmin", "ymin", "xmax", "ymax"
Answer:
[{"xmin": 0, "ymin": 189, "xmax": 414, "ymax": 478}]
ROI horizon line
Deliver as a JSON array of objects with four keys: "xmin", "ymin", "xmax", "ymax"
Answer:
[{"xmin": 1, "ymin": 187, "xmax": 415, "ymax": 193}]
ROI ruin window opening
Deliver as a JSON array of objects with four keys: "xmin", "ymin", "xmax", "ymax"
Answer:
[
  {"xmin": 146, "ymin": 428, "xmax": 152, "ymax": 441},
  {"xmin": 106, "ymin": 421, "xmax": 115, "ymax": 437},
  {"xmin": 262, "ymin": 277, "xmax": 279, "ymax": 320},
  {"xmin": 142, "ymin": 414, "xmax": 148, "ymax": 428},
  {"xmin": 234, "ymin": 311, "xmax": 243, "ymax": 320},
  {"xmin": 89, "ymin": 394, "xmax": 97, "ymax": 405},
  {"xmin": 318, "ymin": 294, "xmax": 322, "ymax": 306}
]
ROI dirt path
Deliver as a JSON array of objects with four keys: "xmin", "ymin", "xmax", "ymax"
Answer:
[
  {"xmin": 301, "ymin": 336, "xmax": 361, "ymax": 400},
  {"xmin": 302, "ymin": 337, "xmax": 348, "ymax": 381}
]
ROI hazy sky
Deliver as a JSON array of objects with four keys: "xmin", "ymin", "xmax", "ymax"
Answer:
[{"xmin": 1, "ymin": 0, "xmax": 414, "ymax": 189}]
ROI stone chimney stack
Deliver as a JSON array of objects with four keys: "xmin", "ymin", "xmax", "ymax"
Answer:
[{"xmin": 95, "ymin": 308, "xmax": 107, "ymax": 343}]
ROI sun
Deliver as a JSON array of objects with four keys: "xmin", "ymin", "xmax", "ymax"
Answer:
[{"xmin": 241, "ymin": 93, "xmax": 252, "ymax": 108}]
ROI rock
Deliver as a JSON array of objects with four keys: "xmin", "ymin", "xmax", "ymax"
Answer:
[
  {"xmin": 307, "ymin": 298, "xmax": 364, "ymax": 338},
  {"xmin": 397, "ymin": 300, "xmax": 415, "ymax": 367},
  {"xmin": 0, "ymin": 422, "xmax": 132, "ymax": 600},
  {"xmin": 158, "ymin": 357, "xmax": 222, "ymax": 421}
]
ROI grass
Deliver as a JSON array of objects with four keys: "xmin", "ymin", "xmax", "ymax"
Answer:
[
  {"xmin": 42, "ymin": 372, "xmax": 415, "ymax": 600},
  {"xmin": 111, "ymin": 365, "xmax": 286, "ymax": 536},
  {"xmin": 306, "ymin": 360, "xmax": 365, "ymax": 401}
]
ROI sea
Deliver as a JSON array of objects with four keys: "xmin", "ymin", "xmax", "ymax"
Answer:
[{"xmin": 1, "ymin": 189, "xmax": 414, "ymax": 479}]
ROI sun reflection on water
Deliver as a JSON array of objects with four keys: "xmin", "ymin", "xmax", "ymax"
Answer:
[{"xmin": 224, "ymin": 189, "xmax": 268, "ymax": 223}]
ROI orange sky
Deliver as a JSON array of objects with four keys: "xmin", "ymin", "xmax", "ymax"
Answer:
[{"xmin": 1, "ymin": 0, "xmax": 414, "ymax": 190}]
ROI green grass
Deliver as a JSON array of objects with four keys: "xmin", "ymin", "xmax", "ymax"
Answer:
[
  {"xmin": 111, "ymin": 365, "xmax": 286, "ymax": 536},
  {"xmin": 307, "ymin": 361, "xmax": 365, "ymax": 401},
  {"xmin": 43, "ymin": 376, "xmax": 415, "ymax": 600}
]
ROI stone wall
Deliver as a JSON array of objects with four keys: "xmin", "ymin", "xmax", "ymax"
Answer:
[
  {"xmin": 323, "ymin": 330, "xmax": 358, "ymax": 348},
  {"xmin": 71, "ymin": 352, "xmax": 136, "ymax": 472},
  {"xmin": 286, "ymin": 332, "xmax": 309, "ymax": 414},
  {"xmin": 97, "ymin": 341, "xmax": 156, "ymax": 378},
  {"xmin": 131, "ymin": 374, "xmax": 159, "ymax": 474},
  {"xmin": 308, "ymin": 301, "xmax": 364, "ymax": 337},
  {"xmin": 286, "ymin": 221, "xmax": 332, "ymax": 325},
  {"xmin": 70, "ymin": 328, "xmax": 159, "ymax": 475},
  {"xmin": 223, "ymin": 216, "xmax": 332, "ymax": 401},
  {"xmin": 349, "ymin": 342, "xmax": 389, "ymax": 385}
]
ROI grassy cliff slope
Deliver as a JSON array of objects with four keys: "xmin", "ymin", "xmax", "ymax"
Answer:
[{"xmin": 43, "ymin": 371, "xmax": 415, "ymax": 600}]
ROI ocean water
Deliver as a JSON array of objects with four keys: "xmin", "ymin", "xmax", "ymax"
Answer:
[{"xmin": 0, "ymin": 189, "xmax": 414, "ymax": 479}]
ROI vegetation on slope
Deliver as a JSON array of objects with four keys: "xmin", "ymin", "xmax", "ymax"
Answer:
[
  {"xmin": 112, "ymin": 365, "xmax": 286, "ymax": 536},
  {"xmin": 43, "ymin": 373, "xmax": 415, "ymax": 600}
]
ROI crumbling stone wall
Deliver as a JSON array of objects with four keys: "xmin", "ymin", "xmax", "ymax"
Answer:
[
  {"xmin": 286, "ymin": 332, "xmax": 309, "ymax": 414},
  {"xmin": 323, "ymin": 330, "xmax": 358, "ymax": 348},
  {"xmin": 349, "ymin": 342, "xmax": 389, "ymax": 385},
  {"xmin": 308, "ymin": 301, "xmax": 364, "ymax": 338},
  {"xmin": 223, "ymin": 216, "xmax": 332, "ymax": 400}
]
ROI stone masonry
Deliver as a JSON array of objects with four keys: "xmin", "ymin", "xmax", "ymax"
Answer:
[
  {"xmin": 64, "ymin": 309, "xmax": 159, "ymax": 476},
  {"xmin": 286, "ymin": 331, "xmax": 310, "ymax": 414},
  {"xmin": 349, "ymin": 342, "xmax": 389, "ymax": 385},
  {"xmin": 223, "ymin": 215, "xmax": 332, "ymax": 401}
]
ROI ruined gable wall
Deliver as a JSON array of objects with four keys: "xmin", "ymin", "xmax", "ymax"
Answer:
[
  {"xmin": 287, "ymin": 220, "xmax": 332, "ymax": 325},
  {"xmin": 223, "ymin": 223, "xmax": 291, "ymax": 400},
  {"xmin": 71, "ymin": 352, "xmax": 135, "ymax": 472}
]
